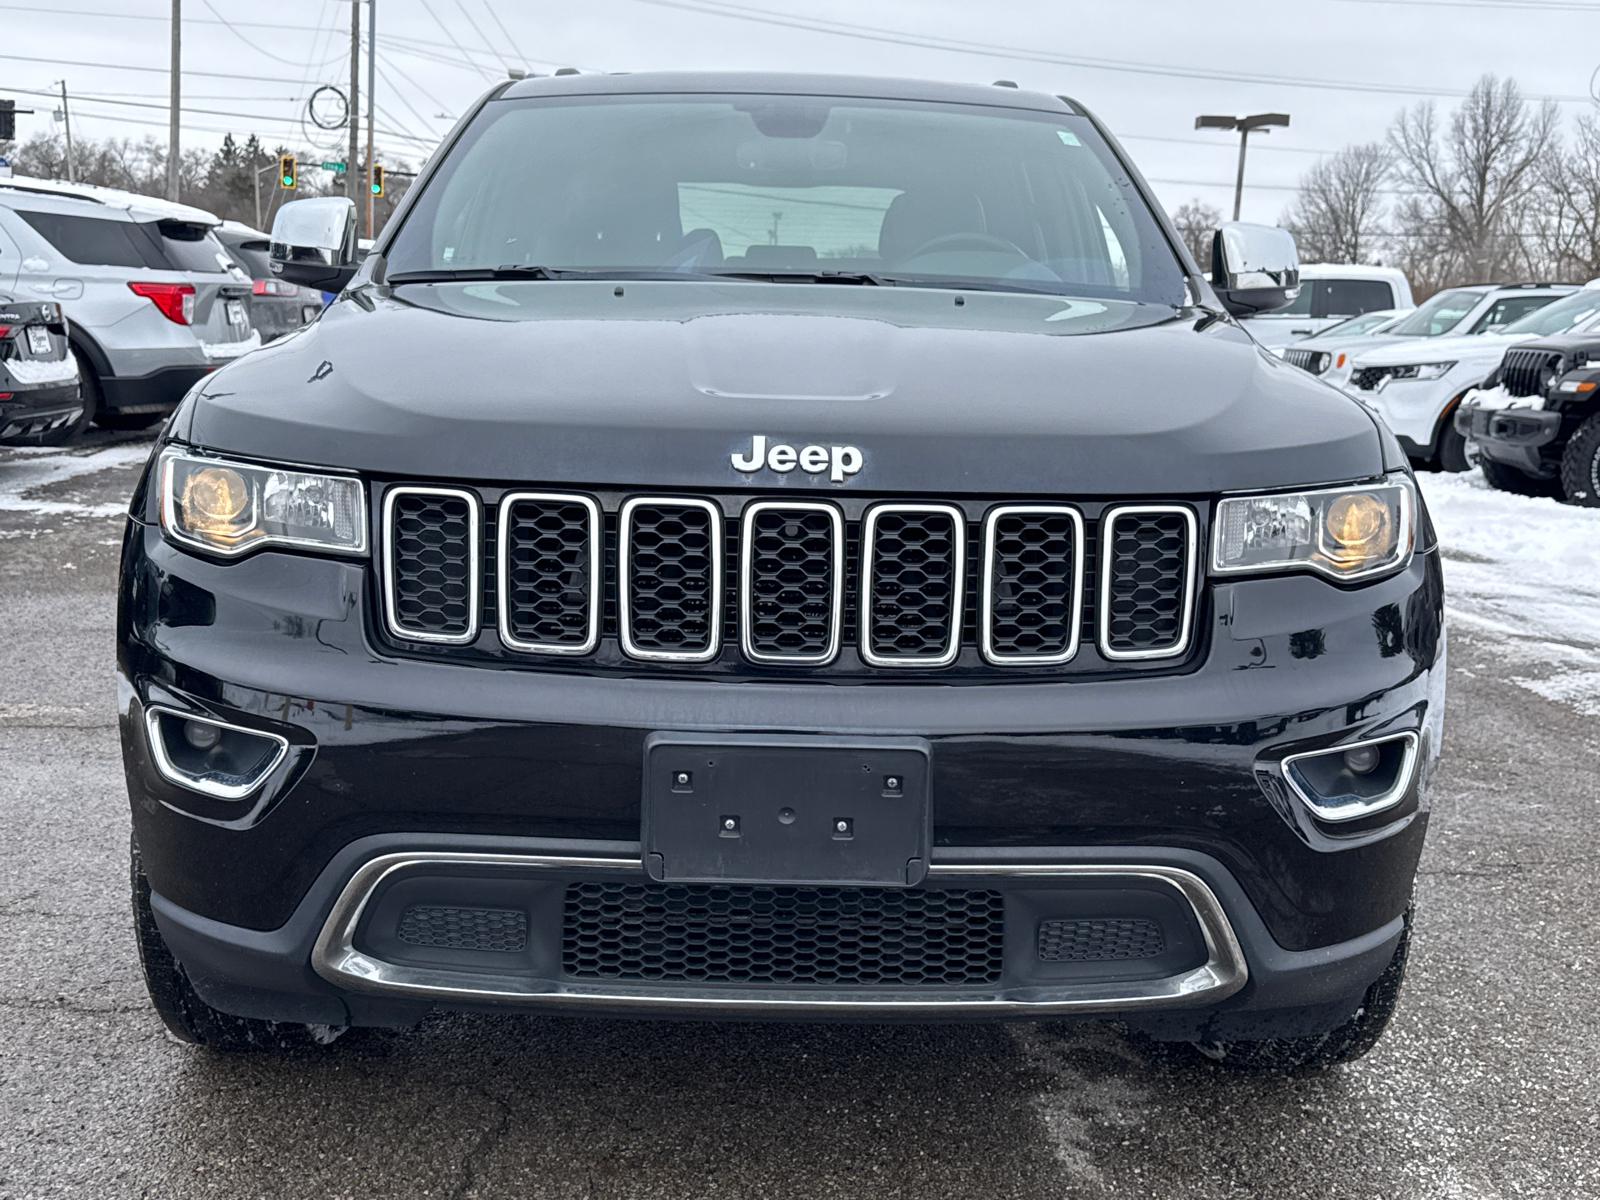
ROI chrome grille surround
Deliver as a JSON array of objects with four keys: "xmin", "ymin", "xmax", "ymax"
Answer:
[
  {"xmin": 860, "ymin": 502, "xmax": 966, "ymax": 668},
  {"xmin": 381, "ymin": 485, "xmax": 481, "ymax": 646},
  {"xmin": 495, "ymin": 491, "xmax": 602, "ymax": 656},
  {"xmin": 618, "ymin": 497, "xmax": 724, "ymax": 663},
  {"xmin": 1097, "ymin": 504, "xmax": 1198, "ymax": 662},
  {"xmin": 979, "ymin": 504, "xmax": 1085, "ymax": 666},
  {"xmin": 739, "ymin": 500, "xmax": 845, "ymax": 665}
]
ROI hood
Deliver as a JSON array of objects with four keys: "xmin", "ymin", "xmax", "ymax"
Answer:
[
  {"xmin": 1295, "ymin": 332, "xmax": 1408, "ymax": 353},
  {"xmin": 177, "ymin": 281, "xmax": 1384, "ymax": 495},
  {"xmin": 1351, "ymin": 331, "xmax": 1528, "ymax": 369}
]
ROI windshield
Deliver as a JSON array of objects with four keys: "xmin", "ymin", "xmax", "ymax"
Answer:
[
  {"xmin": 384, "ymin": 93, "xmax": 1187, "ymax": 304},
  {"xmin": 1500, "ymin": 289, "xmax": 1600, "ymax": 336},
  {"xmin": 1318, "ymin": 310, "xmax": 1394, "ymax": 338},
  {"xmin": 1386, "ymin": 288, "xmax": 1487, "ymax": 337}
]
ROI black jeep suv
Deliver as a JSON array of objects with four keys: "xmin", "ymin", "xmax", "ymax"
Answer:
[{"xmin": 118, "ymin": 74, "xmax": 1443, "ymax": 1066}]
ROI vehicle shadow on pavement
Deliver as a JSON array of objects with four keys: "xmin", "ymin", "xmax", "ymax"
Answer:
[{"xmin": 143, "ymin": 1009, "xmax": 1440, "ymax": 1200}]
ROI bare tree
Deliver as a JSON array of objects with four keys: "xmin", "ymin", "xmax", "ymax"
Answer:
[
  {"xmin": 1170, "ymin": 199, "xmax": 1222, "ymax": 269},
  {"xmin": 1389, "ymin": 74, "xmax": 1557, "ymax": 283},
  {"xmin": 1282, "ymin": 143, "xmax": 1391, "ymax": 264},
  {"xmin": 1528, "ymin": 112, "xmax": 1600, "ymax": 281}
]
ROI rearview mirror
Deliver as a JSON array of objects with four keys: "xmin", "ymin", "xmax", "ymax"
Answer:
[
  {"xmin": 270, "ymin": 197, "xmax": 358, "ymax": 293},
  {"xmin": 1210, "ymin": 222, "xmax": 1300, "ymax": 317}
]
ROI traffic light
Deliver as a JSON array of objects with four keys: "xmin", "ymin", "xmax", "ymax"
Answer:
[
  {"xmin": 370, "ymin": 164, "xmax": 384, "ymax": 196},
  {"xmin": 278, "ymin": 153, "xmax": 296, "ymax": 189}
]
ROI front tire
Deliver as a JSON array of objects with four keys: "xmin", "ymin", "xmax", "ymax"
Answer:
[
  {"xmin": 1559, "ymin": 412, "xmax": 1600, "ymax": 506},
  {"xmin": 131, "ymin": 836, "xmax": 345, "ymax": 1052},
  {"xmin": 1194, "ymin": 909, "xmax": 1410, "ymax": 1070},
  {"xmin": 1436, "ymin": 421, "xmax": 1473, "ymax": 472},
  {"xmin": 1481, "ymin": 457, "xmax": 1563, "ymax": 498}
]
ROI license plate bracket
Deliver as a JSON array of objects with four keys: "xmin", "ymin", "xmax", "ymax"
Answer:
[
  {"xmin": 25, "ymin": 326, "xmax": 51, "ymax": 356},
  {"xmin": 642, "ymin": 733, "xmax": 931, "ymax": 886},
  {"xmin": 225, "ymin": 299, "xmax": 248, "ymax": 327}
]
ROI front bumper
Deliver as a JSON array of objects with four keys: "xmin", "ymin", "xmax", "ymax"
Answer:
[
  {"xmin": 120, "ymin": 515, "xmax": 1443, "ymax": 1031},
  {"xmin": 1456, "ymin": 403, "xmax": 1563, "ymax": 477}
]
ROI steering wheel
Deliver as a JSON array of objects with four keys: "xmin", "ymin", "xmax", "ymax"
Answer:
[{"xmin": 898, "ymin": 232, "xmax": 1031, "ymax": 261}]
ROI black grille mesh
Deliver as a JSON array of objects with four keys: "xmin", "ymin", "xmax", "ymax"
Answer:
[
  {"xmin": 502, "ymin": 497, "xmax": 594, "ymax": 649},
  {"xmin": 1037, "ymin": 917, "xmax": 1164, "ymax": 962},
  {"xmin": 389, "ymin": 491, "xmax": 474, "ymax": 638},
  {"xmin": 1104, "ymin": 511, "xmax": 1191, "ymax": 655},
  {"xmin": 1500, "ymin": 348, "xmax": 1563, "ymax": 398},
  {"xmin": 866, "ymin": 509, "xmax": 960, "ymax": 662},
  {"xmin": 563, "ymin": 882, "xmax": 1005, "ymax": 985},
  {"xmin": 1352, "ymin": 366, "xmax": 1392, "ymax": 392},
  {"xmin": 397, "ymin": 905, "xmax": 528, "ymax": 953},
  {"xmin": 745, "ymin": 506, "xmax": 838, "ymax": 659},
  {"xmin": 986, "ymin": 509, "xmax": 1078, "ymax": 660},
  {"xmin": 626, "ymin": 503, "xmax": 717, "ymax": 655}
]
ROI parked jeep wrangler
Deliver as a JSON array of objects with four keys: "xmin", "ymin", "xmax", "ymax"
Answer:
[
  {"xmin": 119, "ymin": 73, "xmax": 1442, "ymax": 1068},
  {"xmin": 1456, "ymin": 328, "xmax": 1600, "ymax": 504}
]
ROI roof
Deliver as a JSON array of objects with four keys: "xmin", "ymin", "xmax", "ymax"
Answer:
[
  {"xmin": 1298, "ymin": 263, "xmax": 1412, "ymax": 284},
  {"xmin": 0, "ymin": 174, "xmax": 221, "ymax": 226},
  {"xmin": 500, "ymin": 71, "xmax": 1077, "ymax": 114}
]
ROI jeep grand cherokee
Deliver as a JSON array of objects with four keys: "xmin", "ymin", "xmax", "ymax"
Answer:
[{"xmin": 119, "ymin": 73, "xmax": 1443, "ymax": 1068}]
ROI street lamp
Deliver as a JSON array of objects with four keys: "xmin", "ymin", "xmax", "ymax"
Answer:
[{"xmin": 1195, "ymin": 112, "xmax": 1290, "ymax": 222}]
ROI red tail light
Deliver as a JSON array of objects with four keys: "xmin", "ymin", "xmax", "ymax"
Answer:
[
  {"xmin": 251, "ymin": 279, "xmax": 296, "ymax": 296},
  {"xmin": 0, "ymin": 325, "xmax": 11, "ymax": 340},
  {"xmin": 128, "ymin": 281, "xmax": 196, "ymax": 325}
]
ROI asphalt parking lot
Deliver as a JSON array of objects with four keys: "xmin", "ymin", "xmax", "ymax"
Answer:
[{"xmin": 1, "ymin": 432, "xmax": 1597, "ymax": 1199}]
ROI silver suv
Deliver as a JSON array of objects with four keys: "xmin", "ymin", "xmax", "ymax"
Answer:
[{"xmin": 0, "ymin": 176, "xmax": 260, "ymax": 437}]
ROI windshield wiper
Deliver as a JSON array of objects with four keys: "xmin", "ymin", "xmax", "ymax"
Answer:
[
  {"xmin": 706, "ymin": 269, "xmax": 892, "ymax": 286},
  {"xmin": 385, "ymin": 266, "xmax": 723, "ymax": 285}
]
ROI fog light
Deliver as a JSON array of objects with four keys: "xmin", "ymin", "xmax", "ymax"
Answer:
[
  {"xmin": 1280, "ymin": 732, "xmax": 1420, "ymax": 823},
  {"xmin": 183, "ymin": 719, "xmax": 221, "ymax": 750},
  {"xmin": 145, "ymin": 707, "xmax": 291, "ymax": 801},
  {"xmin": 1342, "ymin": 745, "xmax": 1381, "ymax": 775}
]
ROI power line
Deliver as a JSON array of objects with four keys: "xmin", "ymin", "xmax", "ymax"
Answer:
[
  {"xmin": 479, "ymin": 0, "xmax": 530, "ymax": 64},
  {"xmin": 0, "ymin": 48, "xmax": 319, "ymax": 86},
  {"xmin": 419, "ymin": 0, "xmax": 496, "ymax": 80},
  {"xmin": 452, "ymin": 0, "xmax": 512, "ymax": 72},
  {"xmin": 622, "ymin": 0, "xmax": 1593, "ymax": 103},
  {"xmin": 197, "ymin": 0, "xmax": 345, "ymax": 69}
]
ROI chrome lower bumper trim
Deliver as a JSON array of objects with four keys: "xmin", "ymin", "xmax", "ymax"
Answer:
[{"xmin": 310, "ymin": 853, "xmax": 1248, "ymax": 1015}]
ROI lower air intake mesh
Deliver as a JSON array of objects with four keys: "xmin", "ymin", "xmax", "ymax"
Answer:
[
  {"xmin": 563, "ymin": 882, "xmax": 1005, "ymax": 985},
  {"xmin": 1036, "ymin": 917, "xmax": 1164, "ymax": 962},
  {"xmin": 397, "ymin": 905, "xmax": 528, "ymax": 953}
]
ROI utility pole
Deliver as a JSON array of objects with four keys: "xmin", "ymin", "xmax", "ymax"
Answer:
[
  {"xmin": 58, "ymin": 81, "xmax": 75, "ymax": 183},
  {"xmin": 365, "ymin": 0, "xmax": 376, "ymax": 237},
  {"xmin": 1195, "ymin": 112, "xmax": 1290, "ymax": 222},
  {"xmin": 166, "ymin": 0, "xmax": 181, "ymax": 201},
  {"xmin": 347, "ymin": 0, "xmax": 360, "ymax": 201}
]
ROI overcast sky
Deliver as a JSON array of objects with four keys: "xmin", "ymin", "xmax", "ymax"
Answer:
[{"xmin": 2, "ymin": 0, "xmax": 1595, "ymax": 223}]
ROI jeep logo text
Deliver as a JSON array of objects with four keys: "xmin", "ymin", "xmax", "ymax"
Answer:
[{"xmin": 731, "ymin": 435, "xmax": 863, "ymax": 483}]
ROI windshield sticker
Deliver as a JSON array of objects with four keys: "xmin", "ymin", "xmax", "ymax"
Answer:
[{"xmin": 1056, "ymin": 130, "xmax": 1082, "ymax": 147}]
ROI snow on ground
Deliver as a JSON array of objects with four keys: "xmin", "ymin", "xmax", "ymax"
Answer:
[
  {"xmin": 1419, "ymin": 471, "xmax": 1600, "ymax": 715},
  {"xmin": 0, "ymin": 441, "xmax": 154, "ymax": 518}
]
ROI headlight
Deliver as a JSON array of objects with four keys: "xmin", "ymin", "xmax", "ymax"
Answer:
[
  {"xmin": 1379, "ymin": 361, "xmax": 1455, "ymax": 387},
  {"xmin": 159, "ymin": 448, "xmax": 366, "ymax": 557},
  {"xmin": 1212, "ymin": 474, "xmax": 1415, "ymax": 581}
]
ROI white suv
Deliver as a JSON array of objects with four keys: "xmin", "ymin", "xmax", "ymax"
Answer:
[
  {"xmin": 1349, "ymin": 284, "xmax": 1591, "ymax": 469},
  {"xmin": 1240, "ymin": 263, "xmax": 1415, "ymax": 348},
  {"xmin": 0, "ymin": 175, "xmax": 261, "ymax": 438}
]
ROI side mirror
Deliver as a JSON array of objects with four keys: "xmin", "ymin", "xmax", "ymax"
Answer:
[
  {"xmin": 270, "ymin": 197, "xmax": 358, "ymax": 292},
  {"xmin": 1210, "ymin": 222, "xmax": 1300, "ymax": 317}
]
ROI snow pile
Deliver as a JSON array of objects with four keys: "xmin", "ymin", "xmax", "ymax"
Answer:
[
  {"xmin": 1458, "ymin": 383, "xmax": 1541, "ymax": 412},
  {"xmin": 1419, "ymin": 471, "xmax": 1600, "ymax": 714},
  {"xmin": 0, "ymin": 441, "xmax": 154, "ymax": 518}
]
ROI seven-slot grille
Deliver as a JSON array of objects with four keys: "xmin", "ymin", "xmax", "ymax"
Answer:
[
  {"xmin": 1281, "ymin": 348, "xmax": 1329, "ymax": 375},
  {"xmin": 382, "ymin": 488, "xmax": 1199, "ymax": 669},
  {"xmin": 1499, "ymin": 348, "xmax": 1564, "ymax": 398}
]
